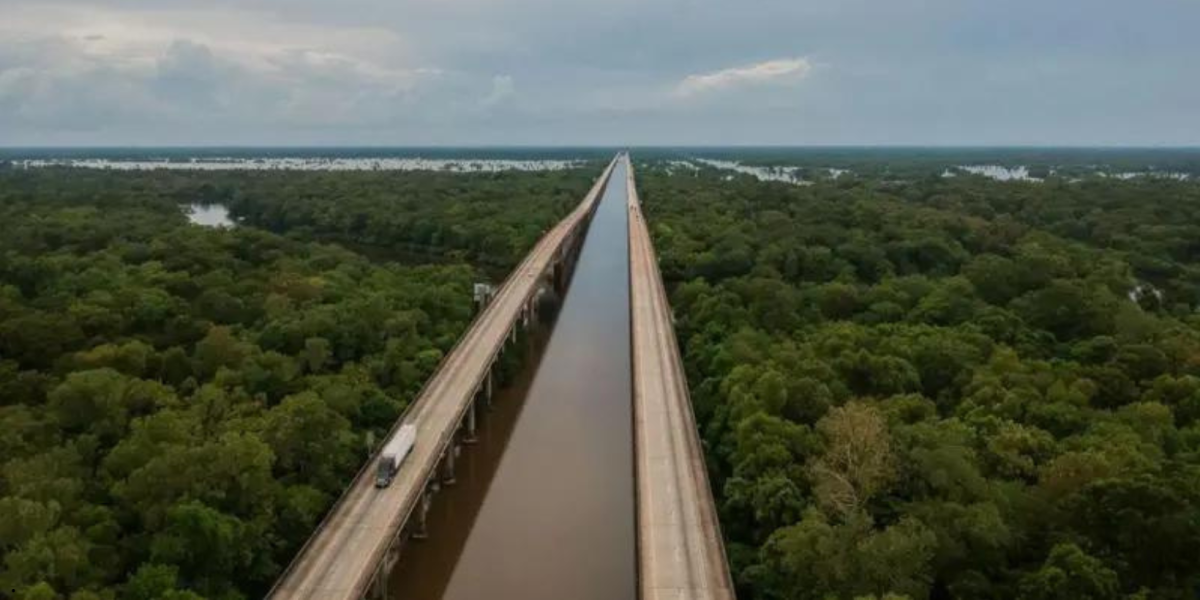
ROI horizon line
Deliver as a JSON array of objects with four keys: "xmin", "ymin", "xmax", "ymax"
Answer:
[{"xmin": 3, "ymin": 144, "xmax": 1200, "ymax": 150}]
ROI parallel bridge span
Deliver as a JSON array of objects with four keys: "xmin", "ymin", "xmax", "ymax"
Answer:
[
  {"xmin": 626, "ymin": 154, "xmax": 736, "ymax": 600},
  {"xmin": 268, "ymin": 155, "xmax": 620, "ymax": 600}
]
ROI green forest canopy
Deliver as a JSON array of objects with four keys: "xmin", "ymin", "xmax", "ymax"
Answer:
[
  {"xmin": 638, "ymin": 163, "xmax": 1200, "ymax": 599},
  {"xmin": 0, "ymin": 166, "xmax": 595, "ymax": 599},
  {"xmin": 5, "ymin": 152, "xmax": 1200, "ymax": 599}
]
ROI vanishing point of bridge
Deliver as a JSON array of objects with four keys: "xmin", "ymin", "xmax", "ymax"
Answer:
[{"xmin": 268, "ymin": 154, "xmax": 733, "ymax": 600}]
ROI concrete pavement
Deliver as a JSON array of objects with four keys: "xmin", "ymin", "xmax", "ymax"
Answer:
[{"xmin": 626, "ymin": 155, "xmax": 736, "ymax": 600}]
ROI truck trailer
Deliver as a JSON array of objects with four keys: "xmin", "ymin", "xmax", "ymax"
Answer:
[{"xmin": 375, "ymin": 424, "xmax": 417, "ymax": 488}]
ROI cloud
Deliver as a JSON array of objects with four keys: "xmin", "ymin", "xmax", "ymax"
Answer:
[
  {"xmin": 676, "ymin": 57, "xmax": 814, "ymax": 97},
  {"xmin": 480, "ymin": 74, "xmax": 516, "ymax": 108},
  {"xmin": 0, "ymin": 26, "xmax": 458, "ymax": 140},
  {"xmin": 0, "ymin": 34, "xmax": 162, "ymax": 132},
  {"xmin": 153, "ymin": 40, "xmax": 229, "ymax": 110},
  {"xmin": 0, "ymin": 0, "xmax": 1197, "ymax": 144}
]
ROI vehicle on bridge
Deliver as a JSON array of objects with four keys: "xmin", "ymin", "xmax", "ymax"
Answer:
[{"xmin": 375, "ymin": 424, "xmax": 417, "ymax": 488}]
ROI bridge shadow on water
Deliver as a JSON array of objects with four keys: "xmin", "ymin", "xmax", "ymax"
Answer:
[
  {"xmin": 387, "ymin": 160, "xmax": 635, "ymax": 600},
  {"xmin": 385, "ymin": 291, "xmax": 566, "ymax": 599}
]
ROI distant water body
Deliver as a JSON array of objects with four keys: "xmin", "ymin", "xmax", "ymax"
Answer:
[
  {"xmin": 2, "ymin": 147, "xmax": 618, "ymax": 172},
  {"xmin": 186, "ymin": 204, "xmax": 234, "ymax": 227},
  {"xmin": 0, "ymin": 147, "xmax": 614, "ymax": 161},
  {"xmin": 15, "ymin": 157, "xmax": 585, "ymax": 172}
]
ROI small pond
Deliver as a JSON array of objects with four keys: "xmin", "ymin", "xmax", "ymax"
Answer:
[{"xmin": 186, "ymin": 204, "xmax": 234, "ymax": 227}]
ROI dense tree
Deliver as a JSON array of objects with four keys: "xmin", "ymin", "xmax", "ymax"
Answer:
[
  {"xmin": 639, "ymin": 159, "xmax": 1200, "ymax": 599},
  {"xmin": 0, "ymin": 164, "xmax": 590, "ymax": 598}
]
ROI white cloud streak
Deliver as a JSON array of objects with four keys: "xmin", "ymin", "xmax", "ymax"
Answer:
[
  {"xmin": 676, "ymin": 57, "xmax": 814, "ymax": 96},
  {"xmin": 0, "ymin": 0, "xmax": 1196, "ymax": 145}
]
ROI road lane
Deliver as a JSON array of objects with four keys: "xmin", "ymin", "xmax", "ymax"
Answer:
[{"xmin": 626, "ymin": 155, "xmax": 736, "ymax": 600}]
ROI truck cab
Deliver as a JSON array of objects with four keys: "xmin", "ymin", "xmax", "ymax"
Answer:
[{"xmin": 375, "ymin": 456, "xmax": 396, "ymax": 488}]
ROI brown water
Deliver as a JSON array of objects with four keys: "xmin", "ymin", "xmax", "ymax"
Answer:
[{"xmin": 388, "ymin": 162, "xmax": 635, "ymax": 600}]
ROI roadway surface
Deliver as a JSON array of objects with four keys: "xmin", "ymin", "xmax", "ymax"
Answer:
[
  {"xmin": 626, "ymin": 156, "xmax": 736, "ymax": 600},
  {"xmin": 269, "ymin": 155, "xmax": 619, "ymax": 600}
]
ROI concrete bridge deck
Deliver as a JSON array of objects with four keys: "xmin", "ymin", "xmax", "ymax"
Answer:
[
  {"xmin": 626, "ymin": 156, "xmax": 736, "ymax": 600},
  {"xmin": 268, "ymin": 155, "xmax": 619, "ymax": 600}
]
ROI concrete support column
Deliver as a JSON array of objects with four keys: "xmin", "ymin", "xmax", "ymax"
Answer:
[
  {"xmin": 464, "ymin": 402, "xmax": 478, "ymax": 444},
  {"xmin": 441, "ymin": 446, "xmax": 457, "ymax": 485},
  {"xmin": 385, "ymin": 535, "xmax": 401, "ymax": 571},
  {"xmin": 485, "ymin": 369, "xmax": 494, "ymax": 409},
  {"xmin": 374, "ymin": 562, "xmax": 390, "ymax": 600},
  {"xmin": 412, "ymin": 489, "xmax": 433, "ymax": 540}
]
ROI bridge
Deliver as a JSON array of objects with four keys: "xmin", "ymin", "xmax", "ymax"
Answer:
[
  {"xmin": 268, "ymin": 156, "xmax": 618, "ymax": 600},
  {"xmin": 269, "ymin": 153, "xmax": 734, "ymax": 600},
  {"xmin": 627, "ymin": 159, "xmax": 736, "ymax": 600}
]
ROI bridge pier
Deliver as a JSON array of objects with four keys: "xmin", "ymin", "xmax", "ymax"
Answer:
[
  {"xmin": 441, "ymin": 445, "xmax": 458, "ymax": 485},
  {"xmin": 412, "ymin": 489, "xmax": 433, "ymax": 540},
  {"xmin": 371, "ymin": 561, "xmax": 390, "ymax": 600},
  {"xmin": 549, "ymin": 232, "xmax": 586, "ymax": 295},
  {"xmin": 484, "ymin": 369, "xmax": 494, "ymax": 409},
  {"xmin": 464, "ymin": 402, "xmax": 478, "ymax": 444}
]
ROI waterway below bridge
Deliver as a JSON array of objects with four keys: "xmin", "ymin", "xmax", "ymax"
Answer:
[{"xmin": 388, "ymin": 160, "xmax": 636, "ymax": 600}]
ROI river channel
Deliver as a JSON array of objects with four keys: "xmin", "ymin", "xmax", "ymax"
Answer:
[{"xmin": 388, "ymin": 161, "xmax": 636, "ymax": 600}]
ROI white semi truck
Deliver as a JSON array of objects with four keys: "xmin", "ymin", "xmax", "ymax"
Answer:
[{"xmin": 375, "ymin": 424, "xmax": 417, "ymax": 488}]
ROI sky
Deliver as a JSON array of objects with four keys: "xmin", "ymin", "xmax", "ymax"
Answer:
[{"xmin": 0, "ymin": 0, "xmax": 1197, "ymax": 147}]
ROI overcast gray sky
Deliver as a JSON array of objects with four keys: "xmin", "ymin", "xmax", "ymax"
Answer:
[{"xmin": 1, "ymin": 0, "xmax": 1197, "ymax": 146}]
